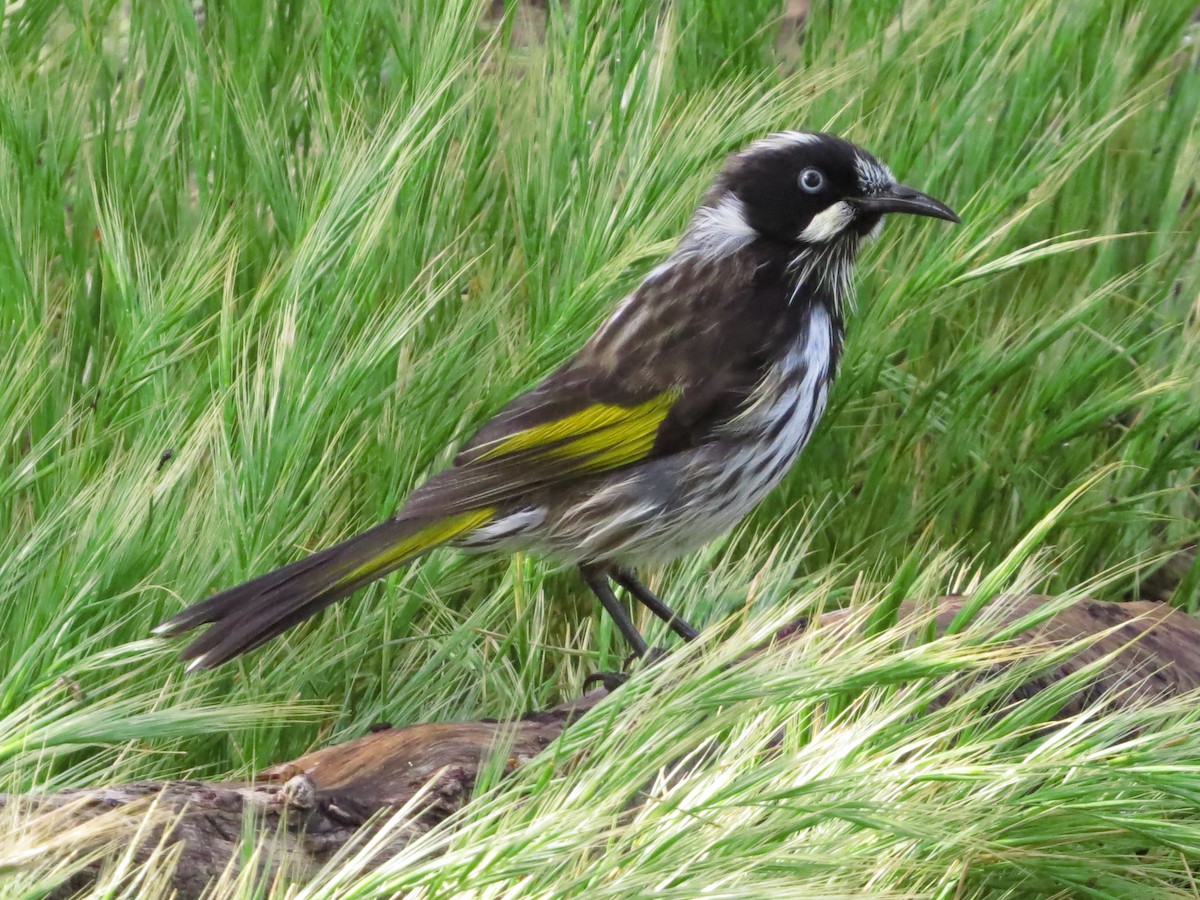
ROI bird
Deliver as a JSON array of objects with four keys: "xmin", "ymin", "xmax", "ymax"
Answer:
[{"xmin": 155, "ymin": 131, "xmax": 960, "ymax": 671}]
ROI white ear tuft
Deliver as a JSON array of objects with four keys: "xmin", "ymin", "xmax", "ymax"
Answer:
[{"xmin": 685, "ymin": 194, "xmax": 758, "ymax": 259}]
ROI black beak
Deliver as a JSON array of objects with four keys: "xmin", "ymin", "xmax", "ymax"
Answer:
[{"xmin": 853, "ymin": 183, "xmax": 960, "ymax": 223}]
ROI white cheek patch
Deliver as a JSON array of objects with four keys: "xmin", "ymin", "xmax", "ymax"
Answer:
[{"xmin": 798, "ymin": 201, "xmax": 854, "ymax": 243}]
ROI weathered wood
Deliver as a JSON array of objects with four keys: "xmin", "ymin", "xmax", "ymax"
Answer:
[{"xmin": 7, "ymin": 595, "xmax": 1200, "ymax": 897}]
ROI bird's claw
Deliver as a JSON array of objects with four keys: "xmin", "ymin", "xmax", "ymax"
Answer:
[
  {"xmin": 583, "ymin": 670, "xmax": 629, "ymax": 692},
  {"xmin": 584, "ymin": 646, "xmax": 671, "ymax": 693}
]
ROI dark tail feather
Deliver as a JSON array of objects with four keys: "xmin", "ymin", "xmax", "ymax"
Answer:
[{"xmin": 155, "ymin": 509, "xmax": 494, "ymax": 670}]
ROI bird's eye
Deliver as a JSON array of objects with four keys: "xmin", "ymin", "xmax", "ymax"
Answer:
[{"xmin": 798, "ymin": 167, "xmax": 825, "ymax": 193}]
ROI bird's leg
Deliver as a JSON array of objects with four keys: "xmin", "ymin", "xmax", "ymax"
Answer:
[
  {"xmin": 580, "ymin": 565, "xmax": 649, "ymax": 658},
  {"xmin": 610, "ymin": 568, "xmax": 699, "ymax": 642}
]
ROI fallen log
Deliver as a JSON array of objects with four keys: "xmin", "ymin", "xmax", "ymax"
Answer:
[{"xmin": 8, "ymin": 594, "xmax": 1200, "ymax": 897}]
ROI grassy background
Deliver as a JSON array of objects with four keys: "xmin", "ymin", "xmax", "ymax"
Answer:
[{"xmin": 1, "ymin": 0, "xmax": 1199, "ymax": 895}]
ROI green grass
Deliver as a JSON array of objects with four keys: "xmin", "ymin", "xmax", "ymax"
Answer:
[{"xmin": 1, "ymin": 0, "xmax": 1199, "ymax": 895}]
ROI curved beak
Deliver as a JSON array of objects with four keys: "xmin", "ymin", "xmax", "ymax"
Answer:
[{"xmin": 853, "ymin": 183, "xmax": 960, "ymax": 223}]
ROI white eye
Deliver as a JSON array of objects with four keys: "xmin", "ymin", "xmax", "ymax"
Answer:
[{"xmin": 798, "ymin": 167, "xmax": 825, "ymax": 193}]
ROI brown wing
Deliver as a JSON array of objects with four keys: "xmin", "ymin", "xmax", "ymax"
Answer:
[{"xmin": 399, "ymin": 249, "xmax": 804, "ymax": 520}]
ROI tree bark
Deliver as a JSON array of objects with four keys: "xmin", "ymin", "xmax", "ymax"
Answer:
[{"xmin": 7, "ymin": 595, "xmax": 1200, "ymax": 897}]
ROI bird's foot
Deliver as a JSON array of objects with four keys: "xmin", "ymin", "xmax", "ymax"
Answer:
[
  {"xmin": 582, "ymin": 670, "xmax": 629, "ymax": 693},
  {"xmin": 583, "ymin": 646, "xmax": 671, "ymax": 693},
  {"xmin": 624, "ymin": 645, "xmax": 670, "ymax": 669}
]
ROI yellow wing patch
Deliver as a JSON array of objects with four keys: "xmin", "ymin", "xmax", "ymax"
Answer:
[
  {"xmin": 335, "ymin": 508, "xmax": 496, "ymax": 589},
  {"xmin": 473, "ymin": 390, "xmax": 681, "ymax": 466}
]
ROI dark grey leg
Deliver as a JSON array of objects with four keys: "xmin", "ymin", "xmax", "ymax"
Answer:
[
  {"xmin": 580, "ymin": 565, "xmax": 649, "ymax": 657},
  {"xmin": 611, "ymin": 568, "xmax": 699, "ymax": 641}
]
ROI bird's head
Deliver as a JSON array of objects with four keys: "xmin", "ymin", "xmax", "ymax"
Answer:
[{"xmin": 689, "ymin": 131, "xmax": 959, "ymax": 257}]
